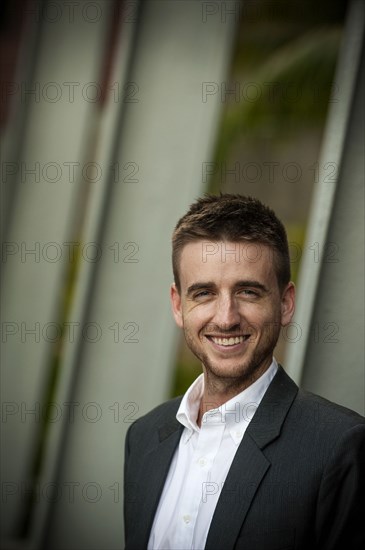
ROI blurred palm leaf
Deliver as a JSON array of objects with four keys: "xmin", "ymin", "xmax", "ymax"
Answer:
[{"xmin": 215, "ymin": 27, "xmax": 342, "ymax": 165}]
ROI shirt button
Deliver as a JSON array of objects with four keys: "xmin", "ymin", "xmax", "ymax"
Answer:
[
  {"xmin": 183, "ymin": 514, "xmax": 191, "ymax": 524},
  {"xmin": 198, "ymin": 457, "xmax": 207, "ymax": 467}
]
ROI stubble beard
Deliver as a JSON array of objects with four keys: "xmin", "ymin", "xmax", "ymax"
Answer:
[{"xmin": 183, "ymin": 322, "xmax": 281, "ymax": 394}]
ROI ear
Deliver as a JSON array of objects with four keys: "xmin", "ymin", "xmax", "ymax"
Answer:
[
  {"xmin": 170, "ymin": 283, "xmax": 183, "ymax": 328},
  {"xmin": 280, "ymin": 282, "xmax": 295, "ymax": 326}
]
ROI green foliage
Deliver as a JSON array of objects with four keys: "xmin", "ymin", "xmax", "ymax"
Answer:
[
  {"xmin": 214, "ymin": 28, "xmax": 341, "ymax": 171},
  {"xmin": 171, "ymin": 359, "xmax": 202, "ymax": 398}
]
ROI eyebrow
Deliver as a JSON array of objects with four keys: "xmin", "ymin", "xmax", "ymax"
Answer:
[{"xmin": 186, "ymin": 280, "xmax": 269, "ymax": 297}]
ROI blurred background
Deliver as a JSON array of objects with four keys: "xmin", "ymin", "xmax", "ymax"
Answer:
[{"xmin": 1, "ymin": 0, "xmax": 364, "ymax": 549}]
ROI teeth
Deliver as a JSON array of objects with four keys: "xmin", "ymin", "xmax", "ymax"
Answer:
[{"xmin": 211, "ymin": 336, "xmax": 245, "ymax": 346}]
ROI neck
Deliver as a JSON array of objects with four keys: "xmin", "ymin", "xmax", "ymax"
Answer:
[{"xmin": 196, "ymin": 361, "xmax": 272, "ymax": 427}]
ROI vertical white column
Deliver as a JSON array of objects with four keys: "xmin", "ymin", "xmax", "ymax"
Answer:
[
  {"xmin": 44, "ymin": 2, "xmax": 238, "ymax": 549},
  {"xmin": 285, "ymin": 0, "xmax": 365, "ymax": 413},
  {"xmin": 1, "ymin": 0, "xmax": 117, "ymax": 547}
]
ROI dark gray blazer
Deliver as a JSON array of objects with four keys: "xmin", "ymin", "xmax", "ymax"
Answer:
[{"xmin": 124, "ymin": 366, "xmax": 365, "ymax": 550}]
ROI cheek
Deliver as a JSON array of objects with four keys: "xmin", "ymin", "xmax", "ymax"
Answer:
[
  {"xmin": 242, "ymin": 303, "xmax": 281, "ymax": 330},
  {"xmin": 184, "ymin": 304, "xmax": 212, "ymax": 329}
]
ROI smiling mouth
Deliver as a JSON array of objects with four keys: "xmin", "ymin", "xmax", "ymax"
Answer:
[{"xmin": 206, "ymin": 335, "xmax": 251, "ymax": 347}]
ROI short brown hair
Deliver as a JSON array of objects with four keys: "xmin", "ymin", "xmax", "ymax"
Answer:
[{"xmin": 172, "ymin": 194, "xmax": 290, "ymax": 292}]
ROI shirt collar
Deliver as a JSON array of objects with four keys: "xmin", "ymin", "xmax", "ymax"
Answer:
[
  {"xmin": 176, "ymin": 359, "xmax": 279, "ymax": 444},
  {"xmin": 176, "ymin": 372, "xmax": 204, "ymax": 434}
]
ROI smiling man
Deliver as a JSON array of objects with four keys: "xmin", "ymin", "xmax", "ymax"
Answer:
[
  {"xmin": 170, "ymin": 239, "xmax": 294, "ymax": 426},
  {"xmin": 124, "ymin": 194, "xmax": 365, "ymax": 550}
]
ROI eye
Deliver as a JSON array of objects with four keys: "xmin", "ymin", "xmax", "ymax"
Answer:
[
  {"xmin": 239, "ymin": 289, "xmax": 259, "ymax": 297},
  {"xmin": 194, "ymin": 290, "xmax": 213, "ymax": 299}
]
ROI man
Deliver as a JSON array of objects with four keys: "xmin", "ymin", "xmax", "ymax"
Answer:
[{"xmin": 124, "ymin": 194, "xmax": 365, "ymax": 550}]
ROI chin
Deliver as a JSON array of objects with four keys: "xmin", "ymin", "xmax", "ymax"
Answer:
[{"xmin": 204, "ymin": 354, "xmax": 272, "ymax": 384}]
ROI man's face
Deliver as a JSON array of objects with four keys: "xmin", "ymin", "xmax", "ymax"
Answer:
[{"xmin": 170, "ymin": 240, "xmax": 295, "ymax": 387}]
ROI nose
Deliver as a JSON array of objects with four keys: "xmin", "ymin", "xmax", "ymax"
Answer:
[{"xmin": 212, "ymin": 294, "xmax": 241, "ymax": 331}]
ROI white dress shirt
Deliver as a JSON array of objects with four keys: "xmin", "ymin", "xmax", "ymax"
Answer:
[{"xmin": 148, "ymin": 359, "xmax": 278, "ymax": 550}]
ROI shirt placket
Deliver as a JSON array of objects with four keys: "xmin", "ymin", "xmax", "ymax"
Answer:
[{"xmin": 174, "ymin": 418, "xmax": 225, "ymax": 549}]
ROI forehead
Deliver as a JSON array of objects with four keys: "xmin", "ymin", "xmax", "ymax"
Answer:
[{"xmin": 179, "ymin": 240, "xmax": 276, "ymax": 286}]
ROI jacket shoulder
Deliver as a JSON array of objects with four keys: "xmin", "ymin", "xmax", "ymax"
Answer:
[
  {"xmin": 291, "ymin": 387, "xmax": 365, "ymax": 439},
  {"xmin": 296, "ymin": 388, "xmax": 364, "ymax": 420},
  {"xmin": 127, "ymin": 395, "xmax": 183, "ymax": 438}
]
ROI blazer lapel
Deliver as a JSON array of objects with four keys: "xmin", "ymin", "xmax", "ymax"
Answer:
[
  {"xmin": 129, "ymin": 415, "xmax": 183, "ymax": 549},
  {"xmin": 205, "ymin": 366, "xmax": 298, "ymax": 550}
]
